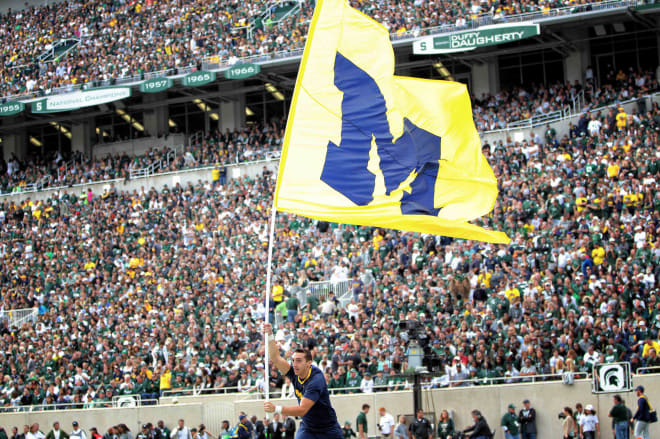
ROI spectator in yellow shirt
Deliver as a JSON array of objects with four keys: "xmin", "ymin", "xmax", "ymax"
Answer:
[
  {"xmin": 616, "ymin": 107, "xmax": 627, "ymax": 130},
  {"xmin": 641, "ymin": 338, "xmax": 660, "ymax": 358},
  {"xmin": 607, "ymin": 161, "xmax": 620, "ymax": 179}
]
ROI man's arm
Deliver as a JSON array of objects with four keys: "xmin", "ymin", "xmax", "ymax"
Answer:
[
  {"xmin": 264, "ymin": 323, "xmax": 291, "ymax": 375},
  {"xmin": 357, "ymin": 423, "xmax": 365, "ymax": 439}
]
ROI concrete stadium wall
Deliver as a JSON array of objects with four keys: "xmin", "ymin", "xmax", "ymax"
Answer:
[
  {"xmin": 0, "ymin": 403, "xmax": 203, "ymax": 433},
  {"xmin": 91, "ymin": 134, "xmax": 187, "ymax": 159},
  {"xmin": 156, "ymin": 374, "xmax": 660, "ymax": 439}
]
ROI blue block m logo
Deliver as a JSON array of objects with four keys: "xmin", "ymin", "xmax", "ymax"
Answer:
[{"xmin": 320, "ymin": 52, "xmax": 442, "ymax": 216}]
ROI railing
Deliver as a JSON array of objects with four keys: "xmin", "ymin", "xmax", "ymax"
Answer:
[
  {"xmin": 0, "ymin": 398, "xmax": 159, "ymax": 413},
  {"xmin": 433, "ymin": 371, "xmax": 590, "ymax": 388},
  {"xmin": 201, "ymin": 0, "xmax": 641, "ymax": 70},
  {"xmin": 481, "ymin": 89, "xmax": 658, "ymax": 135},
  {"xmin": 1, "ymin": 0, "xmax": 641, "ymax": 103},
  {"xmin": 161, "ymin": 386, "xmax": 241, "ymax": 397},
  {"xmin": 128, "ymin": 146, "xmax": 179, "ymax": 179},
  {"xmin": 0, "ymin": 157, "xmax": 277, "ymax": 200},
  {"xmin": 0, "ymin": 307, "xmax": 38, "ymax": 328},
  {"xmin": 298, "ymin": 278, "xmax": 354, "ymax": 309}
]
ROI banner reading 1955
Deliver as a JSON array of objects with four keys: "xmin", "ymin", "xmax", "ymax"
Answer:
[{"xmin": 413, "ymin": 23, "xmax": 540, "ymax": 55}]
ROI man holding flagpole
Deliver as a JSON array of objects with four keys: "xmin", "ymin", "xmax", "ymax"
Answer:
[{"xmin": 263, "ymin": 323, "xmax": 343, "ymax": 439}]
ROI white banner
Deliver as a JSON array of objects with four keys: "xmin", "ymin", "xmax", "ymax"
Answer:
[{"xmin": 32, "ymin": 87, "xmax": 132, "ymax": 113}]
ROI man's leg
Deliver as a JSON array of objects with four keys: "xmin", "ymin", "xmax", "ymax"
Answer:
[
  {"xmin": 615, "ymin": 421, "xmax": 627, "ymax": 439},
  {"xmin": 634, "ymin": 421, "xmax": 647, "ymax": 439}
]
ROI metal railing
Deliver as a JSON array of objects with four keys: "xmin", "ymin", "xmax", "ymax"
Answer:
[
  {"xmin": 128, "ymin": 147, "xmax": 178, "ymax": 179},
  {"xmin": 298, "ymin": 278, "xmax": 354, "ymax": 309},
  {"xmin": 481, "ymin": 89, "xmax": 658, "ymax": 135},
  {"xmin": 201, "ymin": 0, "xmax": 641, "ymax": 70},
  {"xmin": 0, "ymin": 157, "xmax": 277, "ymax": 200},
  {"xmin": 0, "ymin": 398, "xmax": 159, "ymax": 413},
  {"xmin": 161, "ymin": 386, "xmax": 241, "ymax": 397},
  {"xmin": 0, "ymin": 307, "xmax": 38, "ymax": 328},
  {"xmin": 434, "ymin": 371, "xmax": 590, "ymax": 387}
]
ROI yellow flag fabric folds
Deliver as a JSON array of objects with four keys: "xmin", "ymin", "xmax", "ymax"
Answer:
[{"xmin": 274, "ymin": 0, "xmax": 510, "ymax": 244}]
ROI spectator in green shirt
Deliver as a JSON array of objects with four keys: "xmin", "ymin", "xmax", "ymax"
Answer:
[
  {"xmin": 608, "ymin": 395, "xmax": 629, "ymax": 439},
  {"xmin": 501, "ymin": 404, "xmax": 521, "ymax": 439},
  {"xmin": 356, "ymin": 404, "xmax": 370, "ymax": 439},
  {"xmin": 285, "ymin": 294, "xmax": 300, "ymax": 323}
]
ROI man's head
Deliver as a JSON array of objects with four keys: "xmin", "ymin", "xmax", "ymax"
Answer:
[
  {"xmin": 362, "ymin": 404, "xmax": 370, "ymax": 414},
  {"xmin": 178, "ymin": 420, "xmax": 185, "ymax": 429},
  {"xmin": 379, "ymin": 407, "xmax": 386, "ymax": 416},
  {"xmin": 416, "ymin": 409, "xmax": 424, "ymax": 419},
  {"xmin": 398, "ymin": 416, "xmax": 406, "ymax": 424},
  {"xmin": 72, "ymin": 422, "xmax": 79, "ymax": 431},
  {"xmin": 53, "ymin": 423, "xmax": 60, "ymax": 431},
  {"xmin": 508, "ymin": 404, "xmax": 515, "ymax": 413},
  {"xmin": 157, "ymin": 421, "xmax": 164, "ymax": 429},
  {"xmin": 273, "ymin": 414, "xmax": 280, "ymax": 422},
  {"xmin": 613, "ymin": 395, "xmax": 623, "ymax": 404},
  {"xmin": 636, "ymin": 385, "xmax": 645, "ymax": 396},
  {"xmin": 291, "ymin": 348, "xmax": 312, "ymax": 377},
  {"xmin": 523, "ymin": 399, "xmax": 531, "ymax": 409}
]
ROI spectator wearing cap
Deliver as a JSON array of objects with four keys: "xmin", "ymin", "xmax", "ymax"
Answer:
[
  {"xmin": 518, "ymin": 400, "xmax": 536, "ymax": 439},
  {"xmin": 45, "ymin": 423, "xmax": 68, "ymax": 439},
  {"xmin": 70, "ymin": 424, "xmax": 86, "ymax": 439},
  {"xmin": 232, "ymin": 417, "xmax": 249, "ymax": 439},
  {"xmin": 578, "ymin": 405, "xmax": 599, "ymax": 439},
  {"xmin": 360, "ymin": 372, "xmax": 374, "ymax": 394},
  {"xmin": 632, "ymin": 385, "xmax": 654, "ymax": 439},
  {"xmin": 346, "ymin": 369, "xmax": 361, "ymax": 393},
  {"xmin": 501, "ymin": 404, "xmax": 520, "ymax": 439},
  {"xmin": 342, "ymin": 422, "xmax": 356, "ymax": 439}
]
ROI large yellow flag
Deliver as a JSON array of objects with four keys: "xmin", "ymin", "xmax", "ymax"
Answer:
[{"xmin": 274, "ymin": 0, "xmax": 510, "ymax": 244}]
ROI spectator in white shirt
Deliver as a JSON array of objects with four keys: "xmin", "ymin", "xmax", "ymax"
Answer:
[
  {"xmin": 69, "ymin": 422, "xmax": 86, "ymax": 439},
  {"xmin": 27, "ymin": 424, "xmax": 45, "ymax": 439},
  {"xmin": 360, "ymin": 373, "xmax": 374, "ymax": 394},
  {"xmin": 170, "ymin": 420, "xmax": 192, "ymax": 439},
  {"xmin": 378, "ymin": 407, "xmax": 396, "ymax": 438}
]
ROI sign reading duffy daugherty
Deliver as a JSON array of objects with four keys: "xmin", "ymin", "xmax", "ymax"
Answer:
[{"xmin": 413, "ymin": 23, "xmax": 540, "ymax": 54}]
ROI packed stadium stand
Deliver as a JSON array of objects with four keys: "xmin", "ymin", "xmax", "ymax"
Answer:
[{"xmin": 0, "ymin": 0, "xmax": 659, "ymax": 437}]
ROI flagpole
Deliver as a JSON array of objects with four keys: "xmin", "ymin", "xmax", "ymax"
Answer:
[{"xmin": 264, "ymin": 199, "xmax": 278, "ymax": 412}]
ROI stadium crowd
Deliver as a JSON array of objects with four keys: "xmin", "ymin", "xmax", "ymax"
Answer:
[
  {"xmin": 1, "ymin": 67, "xmax": 656, "ymax": 195},
  {"xmin": 0, "ymin": 0, "xmax": 617, "ymax": 100},
  {"xmin": 0, "ymin": 89, "xmax": 659, "ymax": 410},
  {"xmin": 472, "ymin": 66, "xmax": 658, "ymax": 131},
  {"xmin": 0, "ymin": 121, "xmax": 284, "ymax": 194}
]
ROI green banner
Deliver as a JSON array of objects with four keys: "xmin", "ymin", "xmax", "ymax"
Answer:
[
  {"xmin": 32, "ymin": 87, "xmax": 132, "ymax": 114},
  {"xmin": 139, "ymin": 77, "xmax": 172, "ymax": 93},
  {"xmin": 0, "ymin": 101, "xmax": 24, "ymax": 116},
  {"xmin": 224, "ymin": 63, "xmax": 261, "ymax": 80},
  {"xmin": 182, "ymin": 71, "xmax": 216, "ymax": 87},
  {"xmin": 413, "ymin": 24, "xmax": 540, "ymax": 54}
]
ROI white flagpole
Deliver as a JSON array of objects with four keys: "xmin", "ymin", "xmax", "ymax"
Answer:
[{"xmin": 264, "ymin": 200, "xmax": 278, "ymax": 411}]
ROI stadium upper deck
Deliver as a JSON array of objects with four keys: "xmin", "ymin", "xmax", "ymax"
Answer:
[{"xmin": 0, "ymin": 0, "xmax": 654, "ymax": 102}]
